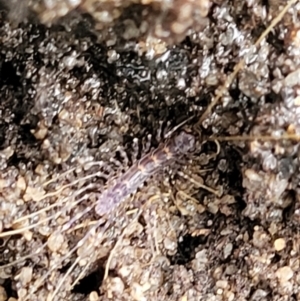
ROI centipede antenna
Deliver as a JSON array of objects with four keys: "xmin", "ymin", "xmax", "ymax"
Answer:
[
  {"xmin": 164, "ymin": 115, "xmax": 194, "ymax": 139},
  {"xmin": 209, "ymin": 134, "xmax": 300, "ymax": 142},
  {"xmin": 197, "ymin": 0, "xmax": 298, "ymax": 126}
]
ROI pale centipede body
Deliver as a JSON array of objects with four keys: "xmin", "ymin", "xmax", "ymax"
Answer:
[{"xmin": 95, "ymin": 130, "xmax": 197, "ymax": 215}]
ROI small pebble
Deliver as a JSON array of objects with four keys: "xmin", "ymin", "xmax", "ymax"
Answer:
[
  {"xmin": 89, "ymin": 291, "xmax": 99, "ymax": 301},
  {"xmin": 274, "ymin": 238, "xmax": 286, "ymax": 251},
  {"xmin": 0, "ymin": 286, "xmax": 7, "ymax": 301},
  {"xmin": 16, "ymin": 267, "xmax": 33, "ymax": 286},
  {"xmin": 276, "ymin": 266, "xmax": 293, "ymax": 283}
]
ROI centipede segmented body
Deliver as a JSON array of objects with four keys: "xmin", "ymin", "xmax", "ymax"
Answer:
[
  {"xmin": 0, "ymin": 129, "xmax": 199, "ymax": 301},
  {"xmin": 95, "ymin": 130, "xmax": 198, "ymax": 215}
]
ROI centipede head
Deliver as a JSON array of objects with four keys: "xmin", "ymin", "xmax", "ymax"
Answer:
[{"xmin": 173, "ymin": 130, "xmax": 197, "ymax": 154}]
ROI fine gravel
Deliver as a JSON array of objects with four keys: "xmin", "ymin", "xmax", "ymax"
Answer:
[{"xmin": 0, "ymin": 1, "xmax": 300, "ymax": 300}]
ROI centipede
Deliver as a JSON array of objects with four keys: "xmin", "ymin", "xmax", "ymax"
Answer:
[
  {"xmin": 0, "ymin": 127, "xmax": 199, "ymax": 300},
  {"xmin": 0, "ymin": 1, "xmax": 298, "ymax": 301},
  {"xmin": 95, "ymin": 129, "xmax": 197, "ymax": 215}
]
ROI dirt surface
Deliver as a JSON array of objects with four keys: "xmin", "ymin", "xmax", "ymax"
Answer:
[{"xmin": 1, "ymin": 1, "xmax": 300, "ymax": 300}]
